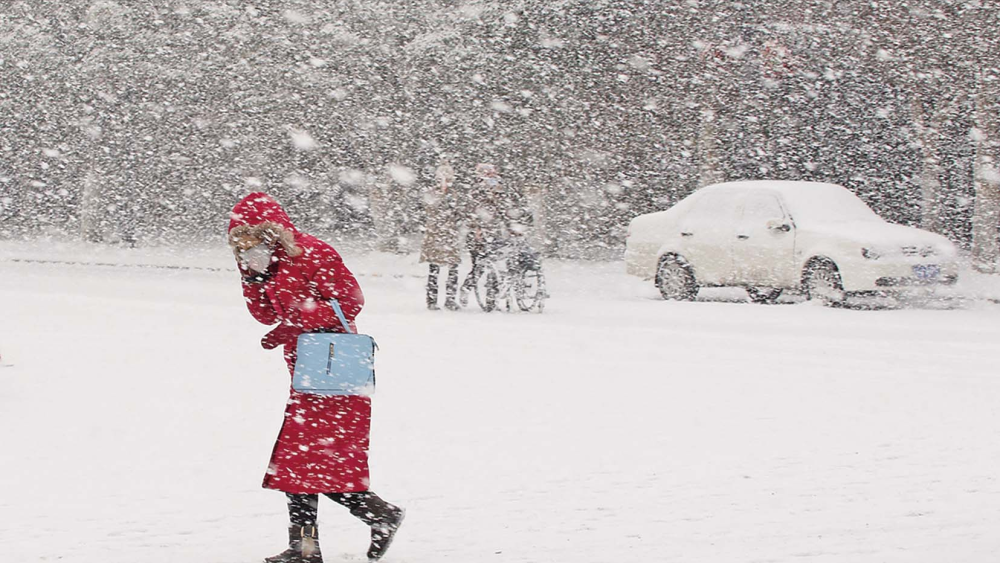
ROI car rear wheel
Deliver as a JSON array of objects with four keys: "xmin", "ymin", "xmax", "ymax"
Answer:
[
  {"xmin": 746, "ymin": 287, "xmax": 783, "ymax": 304},
  {"xmin": 803, "ymin": 259, "xmax": 845, "ymax": 307},
  {"xmin": 655, "ymin": 256, "xmax": 697, "ymax": 301}
]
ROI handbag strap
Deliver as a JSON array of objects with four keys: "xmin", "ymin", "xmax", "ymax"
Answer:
[{"xmin": 329, "ymin": 299, "xmax": 355, "ymax": 334}]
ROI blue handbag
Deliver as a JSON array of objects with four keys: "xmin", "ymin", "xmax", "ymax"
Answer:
[{"xmin": 291, "ymin": 300, "xmax": 376, "ymax": 396}]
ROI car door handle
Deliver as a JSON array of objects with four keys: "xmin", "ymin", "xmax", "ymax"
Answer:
[
  {"xmin": 681, "ymin": 232, "xmax": 693, "ymax": 237},
  {"xmin": 737, "ymin": 234, "xmax": 749, "ymax": 240}
]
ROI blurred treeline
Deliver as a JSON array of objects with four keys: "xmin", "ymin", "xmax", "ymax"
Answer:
[{"xmin": 0, "ymin": 1, "xmax": 997, "ymax": 263}]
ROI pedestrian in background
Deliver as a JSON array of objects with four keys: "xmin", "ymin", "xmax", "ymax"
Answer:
[
  {"xmin": 420, "ymin": 162, "xmax": 465, "ymax": 310},
  {"xmin": 460, "ymin": 163, "xmax": 535, "ymax": 302}
]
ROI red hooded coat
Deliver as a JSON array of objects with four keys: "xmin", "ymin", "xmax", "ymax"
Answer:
[{"xmin": 229, "ymin": 193, "xmax": 371, "ymax": 494}]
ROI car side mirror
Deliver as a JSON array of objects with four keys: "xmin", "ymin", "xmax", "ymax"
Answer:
[{"xmin": 767, "ymin": 220, "xmax": 791, "ymax": 232}]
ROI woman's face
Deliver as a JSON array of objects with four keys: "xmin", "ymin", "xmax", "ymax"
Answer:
[{"xmin": 232, "ymin": 232, "xmax": 276, "ymax": 273}]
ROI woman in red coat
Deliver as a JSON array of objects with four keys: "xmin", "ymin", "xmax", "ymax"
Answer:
[{"xmin": 228, "ymin": 193, "xmax": 404, "ymax": 563}]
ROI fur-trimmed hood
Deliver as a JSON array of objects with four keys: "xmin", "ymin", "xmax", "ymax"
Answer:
[{"xmin": 227, "ymin": 192, "xmax": 302, "ymax": 257}]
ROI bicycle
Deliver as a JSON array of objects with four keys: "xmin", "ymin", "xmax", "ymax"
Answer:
[{"xmin": 466, "ymin": 237, "xmax": 547, "ymax": 313}]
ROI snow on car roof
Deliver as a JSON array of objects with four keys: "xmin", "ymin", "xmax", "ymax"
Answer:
[{"xmin": 705, "ymin": 180, "xmax": 882, "ymax": 224}]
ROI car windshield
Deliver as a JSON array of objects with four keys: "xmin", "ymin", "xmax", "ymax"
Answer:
[{"xmin": 780, "ymin": 184, "xmax": 883, "ymax": 225}]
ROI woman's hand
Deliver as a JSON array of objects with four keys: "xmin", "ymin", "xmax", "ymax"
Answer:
[
  {"xmin": 261, "ymin": 323, "xmax": 297, "ymax": 350},
  {"xmin": 243, "ymin": 272, "xmax": 272, "ymax": 284}
]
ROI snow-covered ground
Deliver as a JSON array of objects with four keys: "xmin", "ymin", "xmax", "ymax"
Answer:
[{"xmin": 2, "ymin": 242, "xmax": 1000, "ymax": 563}]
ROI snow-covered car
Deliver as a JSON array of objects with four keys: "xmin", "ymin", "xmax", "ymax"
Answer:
[{"xmin": 624, "ymin": 181, "xmax": 959, "ymax": 305}]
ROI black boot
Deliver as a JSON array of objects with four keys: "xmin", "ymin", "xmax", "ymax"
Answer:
[
  {"xmin": 367, "ymin": 505, "xmax": 405, "ymax": 561},
  {"xmin": 264, "ymin": 525, "xmax": 323, "ymax": 563},
  {"xmin": 325, "ymin": 492, "xmax": 405, "ymax": 562},
  {"xmin": 459, "ymin": 264, "xmax": 479, "ymax": 307}
]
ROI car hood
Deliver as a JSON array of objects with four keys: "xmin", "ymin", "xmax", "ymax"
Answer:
[{"xmin": 803, "ymin": 220, "xmax": 957, "ymax": 256}]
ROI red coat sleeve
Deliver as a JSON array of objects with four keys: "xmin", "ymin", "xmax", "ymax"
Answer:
[
  {"xmin": 241, "ymin": 276, "xmax": 278, "ymax": 325},
  {"xmin": 297, "ymin": 244, "xmax": 365, "ymax": 332}
]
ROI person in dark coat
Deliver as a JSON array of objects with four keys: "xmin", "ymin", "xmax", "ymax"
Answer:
[
  {"xmin": 460, "ymin": 164, "xmax": 533, "ymax": 303},
  {"xmin": 419, "ymin": 163, "xmax": 465, "ymax": 310},
  {"xmin": 228, "ymin": 192, "xmax": 404, "ymax": 563}
]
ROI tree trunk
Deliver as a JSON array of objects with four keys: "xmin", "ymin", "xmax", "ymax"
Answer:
[
  {"xmin": 971, "ymin": 86, "xmax": 1000, "ymax": 272},
  {"xmin": 79, "ymin": 169, "xmax": 103, "ymax": 243},
  {"xmin": 698, "ymin": 108, "xmax": 722, "ymax": 188},
  {"xmin": 912, "ymin": 97, "xmax": 944, "ymax": 235},
  {"xmin": 369, "ymin": 180, "xmax": 401, "ymax": 253},
  {"xmin": 524, "ymin": 184, "xmax": 548, "ymax": 256}
]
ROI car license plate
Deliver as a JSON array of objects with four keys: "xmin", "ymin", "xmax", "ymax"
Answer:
[{"xmin": 913, "ymin": 264, "xmax": 941, "ymax": 281}]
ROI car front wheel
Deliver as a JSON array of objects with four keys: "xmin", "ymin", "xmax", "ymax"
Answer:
[
  {"xmin": 655, "ymin": 256, "xmax": 697, "ymax": 301},
  {"xmin": 803, "ymin": 259, "xmax": 846, "ymax": 307}
]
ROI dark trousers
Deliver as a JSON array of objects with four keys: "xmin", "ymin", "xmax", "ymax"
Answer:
[
  {"xmin": 461, "ymin": 251, "xmax": 486, "ymax": 292},
  {"xmin": 286, "ymin": 492, "xmax": 396, "ymax": 527},
  {"xmin": 427, "ymin": 264, "xmax": 459, "ymax": 305}
]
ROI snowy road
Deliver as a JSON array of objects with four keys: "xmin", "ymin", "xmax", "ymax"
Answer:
[{"xmin": 2, "ymin": 248, "xmax": 1000, "ymax": 563}]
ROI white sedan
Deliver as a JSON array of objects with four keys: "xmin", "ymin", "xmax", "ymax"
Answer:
[{"xmin": 624, "ymin": 181, "xmax": 959, "ymax": 305}]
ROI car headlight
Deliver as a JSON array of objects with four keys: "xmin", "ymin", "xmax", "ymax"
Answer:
[{"xmin": 861, "ymin": 248, "xmax": 881, "ymax": 260}]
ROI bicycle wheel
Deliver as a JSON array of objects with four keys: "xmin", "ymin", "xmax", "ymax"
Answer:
[
  {"xmin": 474, "ymin": 267, "xmax": 499, "ymax": 312},
  {"xmin": 515, "ymin": 269, "xmax": 544, "ymax": 311}
]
